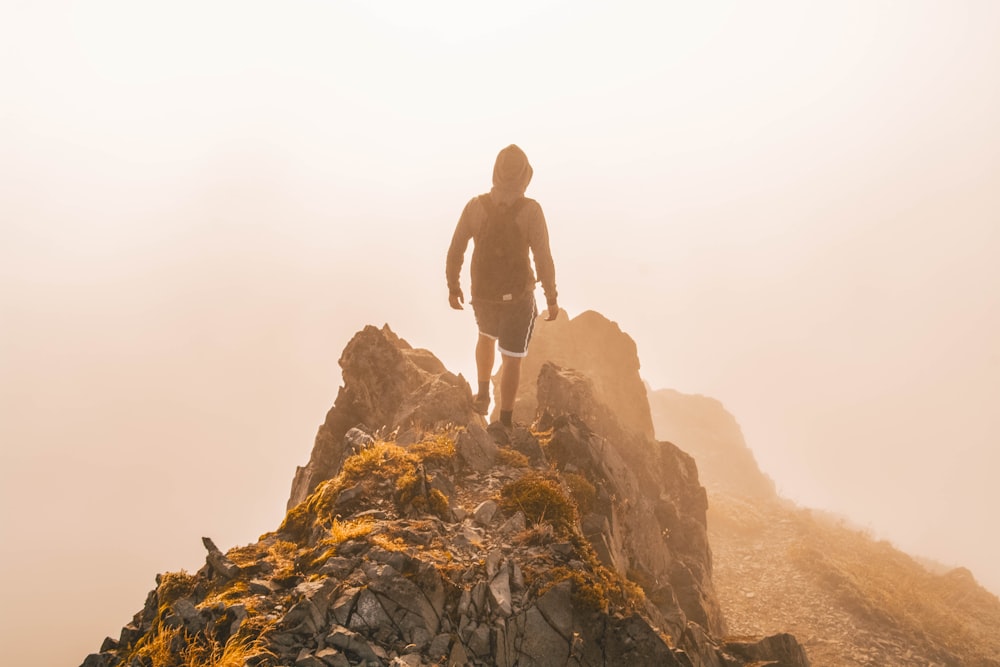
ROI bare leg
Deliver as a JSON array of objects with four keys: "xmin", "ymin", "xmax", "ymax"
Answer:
[
  {"xmin": 498, "ymin": 354, "xmax": 522, "ymax": 412},
  {"xmin": 476, "ymin": 334, "xmax": 496, "ymax": 386}
]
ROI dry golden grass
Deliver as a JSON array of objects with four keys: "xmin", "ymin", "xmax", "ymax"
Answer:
[
  {"xmin": 156, "ymin": 571, "xmax": 197, "ymax": 610},
  {"xmin": 327, "ymin": 516, "xmax": 375, "ymax": 543},
  {"xmin": 129, "ymin": 619, "xmax": 276, "ymax": 667},
  {"xmin": 281, "ymin": 430, "xmax": 461, "ymax": 541},
  {"xmin": 787, "ymin": 511, "xmax": 1000, "ymax": 666},
  {"xmin": 408, "ymin": 431, "xmax": 458, "ymax": 467},
  {"xmin": 307, "ymin": 517, "xmax": 376, "ymax": 568},
  {"xmin": 500, "ymin": 472, "xmax": 578, "ymax": 536}
]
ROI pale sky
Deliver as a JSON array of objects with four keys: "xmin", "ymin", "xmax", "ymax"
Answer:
[{"xmin": 2, "ymin": 2, "xmax": 999, "ymax": 665}]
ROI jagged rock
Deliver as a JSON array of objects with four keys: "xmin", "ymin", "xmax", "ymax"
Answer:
[
  {"xmin": 536, "ymin": 362, "xmax": 725, "ymax": 639},
  {"xmin": 327, "ymin": 626, "xmax": 380, "ymax": 664},
  {"xmin": 680, "ymin": 622, "xmax": 743, "ymax": 667},
  {"xmin": 724, "ymin": 632, "xmax": 812, "ymax": 666},
  {"xmin": 427, "ymin": 633, "xmax": 451, "ymax": 660},
  {"xmin": 448, "ymin": 640, "xmax": 469, "ymax": 666},
  {"xmin": 330, "ymin": 586, "xmax": 360, "ymax": 627},
  {"xmin": 248, "ymin": 578, "xmax": 278, "ymax": 595},
  {"xmin": 485, "ymin": 549, "xmax": 502, "ymax": 578},
  {"xmin": 508, "ymin": 425, "xmax": 546, "ymax": 464},
  {"xmin": 489, "ymin": 568, "xmax": 513, "ymax": 617},
  {"xmin": 474, "ymin": 499, "xmax": 498, "ymax": 526},
  {"xmin": 456, "ymin": 424, "xmax": 497, "ymax": 472},
  {"xmin": 604, "ymin": 614, "xmax": 687, "ymax": 666},
  {"xmin": 508, "ymin": 310, "xmax": 655, "ymax": 438},
  {"xmin": 118, "ymin": 622, "xmax": 141, "ymax": 648},
  {"xmin": 520, "ymin": 606, "xmax": 570, "ymax": 665},
  {"xmin": 202, "ymin": 536, "xmax": 240, "ymax": 580},
  {"xmin": 294, "ymin": 578, "xmax": 340, "ymax": 618},
  {"xmin": 283, "ymin": 599, "xmax": 324, "ymax": 636},
  {"xmin": 468, "ymin": 623, "xmax": 492, "ymax": 657},
  {"xmin": 163, "ymin": 598, "xmax": 205, "ymax": 633},
  {"xmin": 288, "ymin": 325, "xmax": 476, "ymax": 508},
  {"xmin": 536, "ymin": 580, "xmax": 574, "ymax": 636},
  {"xmin": 294, "ymin": 649, "xmax": 327, "ymax": 667},
  {"xmin": 366, "ymin": 562, "xmax": 443, "ymax": 644}
]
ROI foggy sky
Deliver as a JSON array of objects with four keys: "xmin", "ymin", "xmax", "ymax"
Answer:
[{"xmin": 2, "ymin": 2, "xmax": 998, "ymax": 665}]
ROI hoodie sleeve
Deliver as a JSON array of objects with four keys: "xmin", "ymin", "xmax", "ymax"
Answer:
[
  {"xmin": 524, "ymin": 200, "xmax": 558, "ymax": 303},
  {"xmin": 446, "ymin": 197, "xmax": 479, "ymax": 294}
]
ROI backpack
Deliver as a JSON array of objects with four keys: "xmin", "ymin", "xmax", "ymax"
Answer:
[{"xmin": 470, "ymin": 195, "xmax": 531, "ymax": 302}]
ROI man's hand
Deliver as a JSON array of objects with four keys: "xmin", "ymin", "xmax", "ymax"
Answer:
[
  {"xmin": 545, "ymin": 302, "xmax": 559, "ymax": 321},
  {"xmin": 449, "ymin": 289, "xmax": 465, "ymax": 310}
]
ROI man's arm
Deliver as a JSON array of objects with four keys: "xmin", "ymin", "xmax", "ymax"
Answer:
[
  {"xmin": 446, "ymin": 199, "xmax": 477, "ymax": 309},
  {"xmin": 524, "ymin": 200, "xmax": 559, "ymax": 319}
]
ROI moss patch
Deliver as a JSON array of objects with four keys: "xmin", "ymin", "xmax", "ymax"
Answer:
[
  {"xmin": 496, "ymin": 447, "xmax": 530, "ymax": 468},
  {"xmin": 408, "ymin": 431, "xmax": 457, "ymax": 468},
  {"xmin": 563, "ymin": 472, "xmax": 597, "ymax": 515},
  {"xmin": 499, "ymin": 472, "xmax": 577, "ymax": 536}
]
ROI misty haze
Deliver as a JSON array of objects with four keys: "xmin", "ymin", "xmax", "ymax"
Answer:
[{"xmin": 2, "ymin": 2, "xmax": 999, "ymax": 667}]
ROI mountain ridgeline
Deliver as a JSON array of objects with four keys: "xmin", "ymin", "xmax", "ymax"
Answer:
[{"xmin": 82, "ymin": 310, "xmax": 1000, "ymax": 667}]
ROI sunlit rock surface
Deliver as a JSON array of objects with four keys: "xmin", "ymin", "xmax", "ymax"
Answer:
[{"xmin": 82, "ymin": 324, "xmax": 809, "ymax": 667}]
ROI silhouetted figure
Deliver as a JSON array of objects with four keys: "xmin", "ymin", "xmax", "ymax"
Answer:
[{"xmin": 446, "ymin": 144, "xmax": 559, "ymax": 429}]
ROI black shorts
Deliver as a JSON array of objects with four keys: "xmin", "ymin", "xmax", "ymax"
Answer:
[{"xmin": 472, "ymin": 294, "xmax": 538, "ymax": 357}]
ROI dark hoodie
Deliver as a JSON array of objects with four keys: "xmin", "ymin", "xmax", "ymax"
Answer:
[{"xmin": 446, "ymin": 145, "xmax": 558, "ymax": 304}]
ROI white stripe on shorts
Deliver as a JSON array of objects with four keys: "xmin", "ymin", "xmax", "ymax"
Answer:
[{"xmin": 499, "ymin": 301, "xmax": 537, "ymax": 358}]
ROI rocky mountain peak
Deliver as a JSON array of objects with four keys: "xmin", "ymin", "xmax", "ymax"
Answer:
[{"xmin": 81, "ymin": 323, "xmax": 810, "ymax": 667}]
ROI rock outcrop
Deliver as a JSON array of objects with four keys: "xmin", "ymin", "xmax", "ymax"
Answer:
[
  {"xmin": 81, "ymin": 323, "xmax": 810, "ymax": 667},
  {"xmin": 647, "ymin": 389, "xmax": 776, "ymax": 500},
  {"xmin": 508, "ymin": 310, "xmax": 655, "ymax": 439},
  {"xmin": 536, "ymin": 363, "xmax": 725, "ymax": 637},
  {"xmin": 288, "ymin": 325, "xmax": 477, "ymax": 509}
]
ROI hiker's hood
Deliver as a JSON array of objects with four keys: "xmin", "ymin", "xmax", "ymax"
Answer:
[{"xmin": 490, "ymin": 144, "xmax": 533, "ymax": 204}]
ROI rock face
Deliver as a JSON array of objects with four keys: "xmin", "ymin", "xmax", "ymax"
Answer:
[
  {"xmin": 647, "ymin": 389, "xmax": 776, "ymax": 500},
  {"xmin": 508, "ymin": 310, "xmax": 655, "ymax": 439},
  {"xmin": 82, "ymin": 324, "xmax": 810, "ymax": 667},
  {"xmin": 288, "ymin": 324, "xmax": 477, "ymax": 509},
  {"xmin": 536, "ymin": 363, "xmax": 725, "ymax": 638}
]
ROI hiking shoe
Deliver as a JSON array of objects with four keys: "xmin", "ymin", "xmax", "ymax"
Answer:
[{"xmin": 473, "ymin": 393, "xmax": 490, "ymax": 416}]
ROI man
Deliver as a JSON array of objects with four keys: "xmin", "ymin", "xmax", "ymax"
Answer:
[{"xmin": 446, "ymin": 144, "xmax": 559, "ymax": 430}]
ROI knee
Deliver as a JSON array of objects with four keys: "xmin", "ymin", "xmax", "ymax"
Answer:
[{"xmin": 501, "ymin": 355, "xmax": 523, "ymax": 370}]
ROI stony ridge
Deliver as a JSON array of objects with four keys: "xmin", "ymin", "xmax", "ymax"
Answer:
[{"xmin": 81, "ymin": 324, "xmax": 810, "ymax": 667}]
